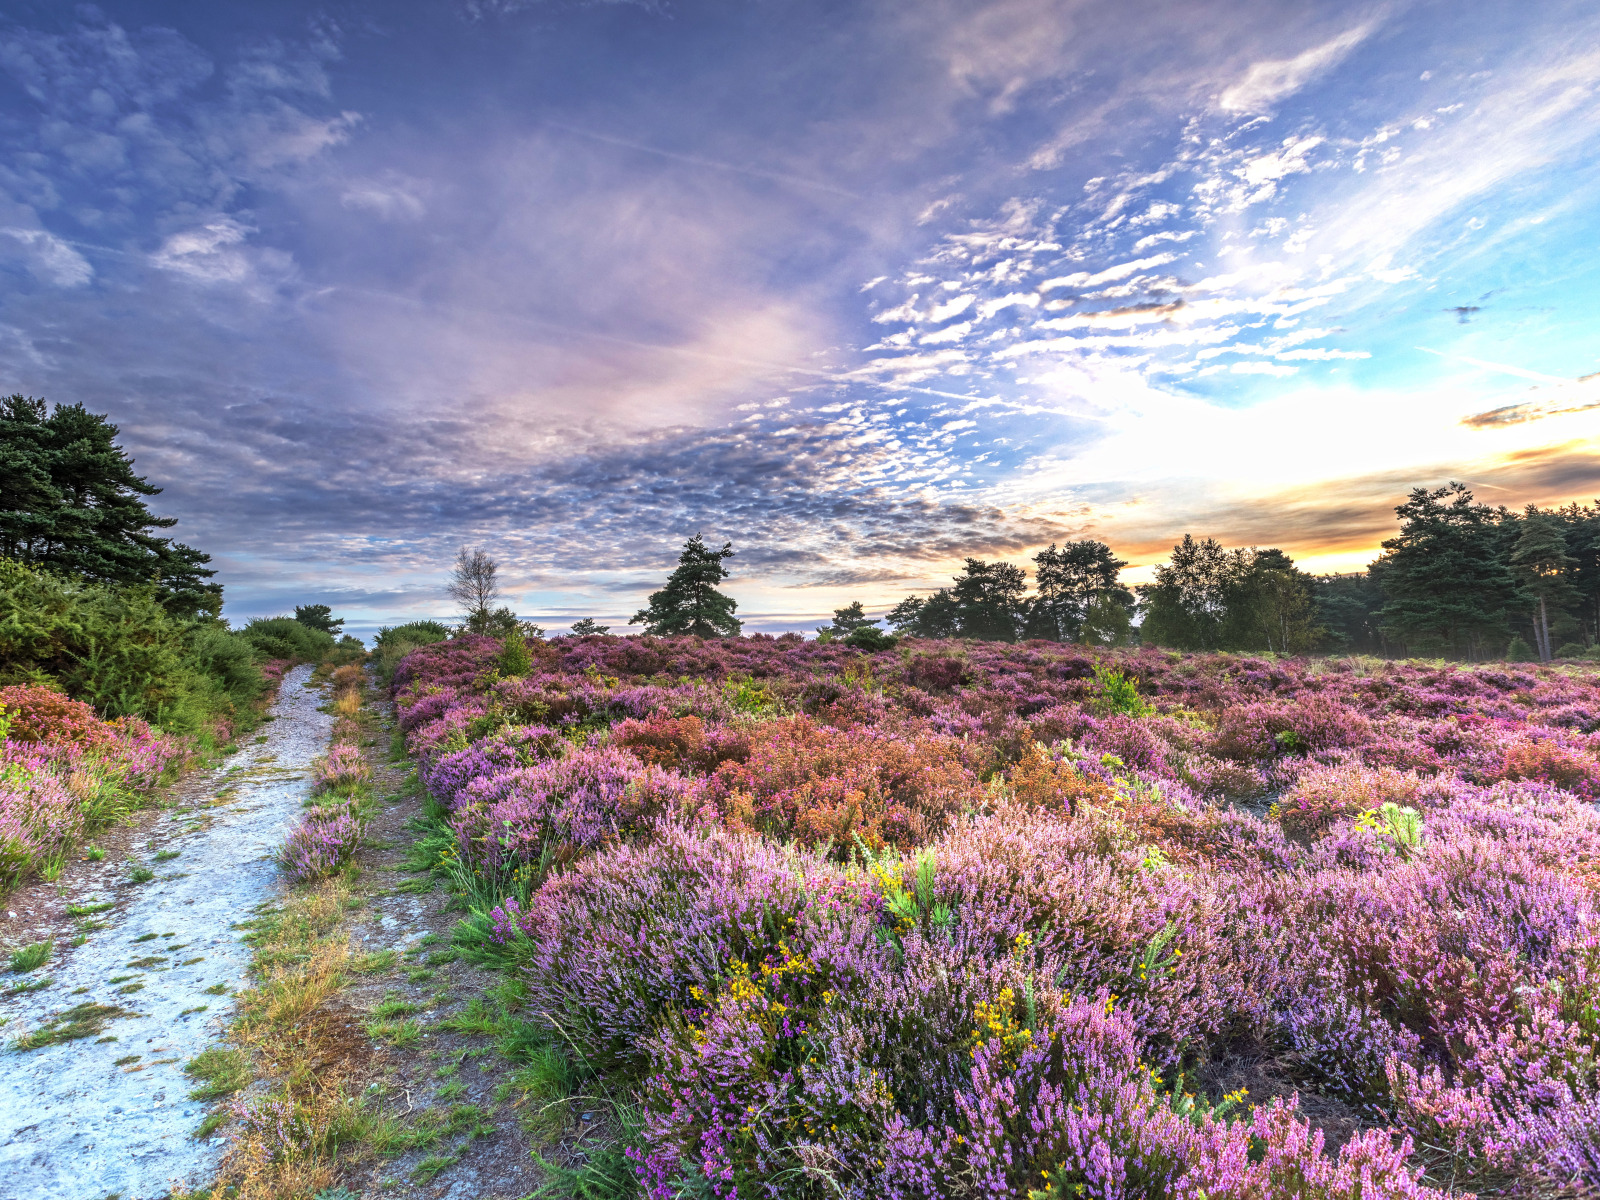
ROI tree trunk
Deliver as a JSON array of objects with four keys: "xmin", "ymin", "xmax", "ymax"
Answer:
[{"xmin": 1539, "ymin": 595, "xmax": 1552, "ymax": 661}]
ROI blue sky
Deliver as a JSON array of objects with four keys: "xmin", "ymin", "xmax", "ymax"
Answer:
[{"xmin": 3, "ymin": 0, "xmax": 1598, "ymax": 635}]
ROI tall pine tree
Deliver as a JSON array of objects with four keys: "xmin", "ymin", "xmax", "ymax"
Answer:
[
  {"xmin": 1377, "ymin": 483, "xmax": 1517, "ymax": 659},
  {"xmin": 1028, "ymin": 540, "xmax": 1133, "ymax": 641},
  {"xmin": 0, "ymin": 394, "xmax": 220, "ymax": 617},
  {"xmin": 1510, "ymin": 507, "xmax": 1578, "ymax": 661},
  {"xmin": 630, "ymin": 534, "xmax": 742, "ymax": 637}
]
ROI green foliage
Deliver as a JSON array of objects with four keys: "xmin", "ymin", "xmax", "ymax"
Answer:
[
  {"xmin": 1139, "ymin": 540, "xmax": 1320, "ymax": 653},
  {"xmin": 496, "ymin": 629, "xmax": 534, "ymax": 677},
  {"xmin": 844, "ymin": 625, "xmax": 897, "ymax": 651},
  {"xmin": 0, "ymin": 557, "xmax": 263, "ymax": 732},
  {"xmin": 950, "ymin": 558, "xmax": 1028, "ymax": 641},
  {"xmin": 293, "ymin": 604, "xmax": 344, "ymax": 635},
  {"xmin": 1378, "ymin": 483, "xmax": 1519, "ymax": 659},
  {"xmin": 7, "ymin": 940, "xmax": 51, "ymax": 972},
  {"xmin": 0, "ymin": 394, "xmax": 221, "ymax": 617},
  {"xmin": 464, "ymin": 606, "xmax": 540, "ymax": 639},
  {"xmin": 570, "ymin": 617, "xmax": 610, "ymax": 636},
  {"xmin": 1079, "ymin": 590, "xmax": 1133, "ymax": 648},
  {"xmin": 1028, "ymin": 540, "xmax": 1134, "ymax": 642},
  {"xmin": 1353, "ymin": 802, "xmax": 1424, "ymax": 855},
  {"xmin": 10, "ymin": 1001, "xmax": 130, "ymax": 1050},
  {"xmin": 1511, "ymin": 507, "xmax": 1580, "ymax": 662},
  {"xmin": 1089, "ymin": 664, "xmax": 1153, "ymax": 717},
  {"xmin": 888, "ymin": 559, "xmax": 1028, "ymax": 641},
  {"xmin": 372, "ymin": 620, "xmax": 451, "ymax": 683},
  {"xmin": 184, "ymin": 1045, "xmax": 250, "ymax": 1099},
  {"xmin": 239, "ymin": 617, "xmax": 337, "ymax": 663},
  {"xmin": 1506, "ymin": 635, "xmax": 1536, "ymax": 662},
  {"xmin": 818, "ymin": 601, "xmax": 878, "ymax": 639},
  {"xmin": 885, "ymin": 589, "xmax": 961, "ymax": 638},
  {"xmin": 1310, "ymin": 571, "xmax": 1387, "ymax": 654},
  {"xmin": 630, "ymin": 534, "xmax": 742, "ymax": 637}
]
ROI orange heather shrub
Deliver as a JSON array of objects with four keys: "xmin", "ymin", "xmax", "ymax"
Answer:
[
  {"xmin": 1272, "ymin": 763, "xmax": 1428, "ymax": 837},
  {"xmin": 1006, "ymin": 741, "xmax": 1114, "ymax": 815},
  {"xmin": 705, "ymin": 715, "xmax": 984, "ymax": 852},
  {"xmin": 0, "ymin": 684, "xmax": 114, "ymax": 747},
  {"xmin": 1494, "ymin": 737, "xmax": 1600, "ymax": 797}
]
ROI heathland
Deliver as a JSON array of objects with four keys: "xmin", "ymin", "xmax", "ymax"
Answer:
[{"xmin": 5, "ymin": 393, "xmax": 1600, "ymax": 1198}]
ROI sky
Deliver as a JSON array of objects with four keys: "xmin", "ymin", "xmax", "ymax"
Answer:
[{"xmin": 3, "ymin": 0, "xmax": 1599, "ymax": 636}]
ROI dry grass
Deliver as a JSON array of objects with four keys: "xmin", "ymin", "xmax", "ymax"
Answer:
[{"xmin": 199, "ymin": 842, "xmax": 373, "ymax": 1198}]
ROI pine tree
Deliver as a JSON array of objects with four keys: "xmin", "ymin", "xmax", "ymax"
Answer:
[
  {"xmin": 294, "ymin": 604, "xmax": 344, "ymax": 636},
  {"xmin": 949, "ymin": 559, "xmax": 1028, "ymax": 641},
  {"xmin": 1378, "ymin": 483, "xmax": 1518, "ymax": 659},
  {"xmin": 0, "ymin": 394, "xmax": 220, "ymax": 616},
  {"xmin": 630, "ymin": 535, "xmax": 742, "ymax": 637},
  {"xmin": 885, "ymin": 590, "xmax": 960, "ymax": 638},
  {"xmin": 1029, "ymin": 540, "xmax": 1133, "ymax": 641},
  {"xmin": 1553, "ymin": 502, "xmax": 1600, "ymax": 649},
  {"xmin": 818, "ymin": 601, "xmax": 877, "ymax": 639},
  {"xmin": 1510, "ymin": 507, "xmax": 1578, "ymax": 662}
]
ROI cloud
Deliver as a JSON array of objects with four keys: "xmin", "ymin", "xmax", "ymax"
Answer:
[
  {"xmin": 1218, "ymin": 22, "xmax": 1377, "ymax": 114},
  {"xmin": 1460, "ymin": 374, "xmax": 1600, "ymax": 429},
  {"xmin": 340, "ymin": 176, "xmax": 428, "ymax": 220},
  {"xmin": 0, "ymin": 228, "xmax": 93, "ymax": 286}
]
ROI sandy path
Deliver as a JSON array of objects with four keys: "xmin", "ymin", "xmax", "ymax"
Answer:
[{"xmin": 0, "ymin": 665, "xmax": 332, "ymax": 1200}]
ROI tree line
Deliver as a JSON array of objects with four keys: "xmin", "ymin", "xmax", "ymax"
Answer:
[
  {"xmin": 11, "ymin": 390, "xmax": 1592, "ymax": 664},
  {"xmin": 863, "ymin": 483, "xmax": 1600, "ymax": 661}
]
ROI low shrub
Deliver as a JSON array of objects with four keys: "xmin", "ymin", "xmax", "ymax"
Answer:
[
  {"xmin": 0, "ymin": 557, "xmax": 263, "ymax": 735},
  {"xmin": 311, "ymin": 744, "xmax": 371, "ymax": 794},
  {"xmin": 372, "ymin": 620, "xmax": 451, "ymax": 683},
  {"xmin": 1273, "ymin": 764, "xmax": 1429, "ymax": 837},
  {"xmin": 277, "ymin": 807, "xmax": 365, "ymax": 882},
  {"xmin": 239, "ymin": 618, "xmax": 336, "ymax": 664}
]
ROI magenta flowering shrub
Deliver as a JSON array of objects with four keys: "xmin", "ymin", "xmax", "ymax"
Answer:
[
  {"xmin": 0, "ymin": 700, "xmax": 183, "ymax": 888},
  {"xmin": 310, "ymin": 742, "xmax": 370, "ymax": 793},
  {"xmin": 276, "ymin": 806, "xmax": 365, "ymax": 882},
  {"xmin": 447, "ymin": 745, "xmax": 702, "ymax": 872},
  {"xmin": 391, "ymin": 633, "xmax": 1600, "ymax": 1195}
]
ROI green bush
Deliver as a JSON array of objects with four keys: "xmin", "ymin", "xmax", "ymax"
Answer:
[
  {"xmin": 1554, "ymin": 642, "xmax": 1589, "ymax": 659},
  {"xmin": 1505, "ymin": 635, "xmax": 1537, "ymax": 662},
  {"xmin": 844, "ymin": 626, "xmax": 898, "ymax": 652},
  {"xmin": 238, "ymin": 617, "xmax": 336, "ymax": 663},
  {"xmin": 0, "ymin": 557, "xmax": 263, "ymax": 734}
]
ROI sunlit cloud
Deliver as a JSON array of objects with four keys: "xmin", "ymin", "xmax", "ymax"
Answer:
[{"xmin": 1, "ymin": 1, "xmax": 1598, "ymax": 630}]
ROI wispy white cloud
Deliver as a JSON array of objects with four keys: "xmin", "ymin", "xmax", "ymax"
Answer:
[
  {"xmin": 1218, "ymin": 22, "xmax": 1378, "ymax": 115},
  {"xmin": 0, "ymin": 227, "xmax": 93, "ymax": 286}
]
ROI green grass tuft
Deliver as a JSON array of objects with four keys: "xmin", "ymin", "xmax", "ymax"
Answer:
[
  {"xmin": 410, "ymin": 1153, "xmax": 461, "ymax": 1184},
  {"xmin": 11, "ymin": 1002, "xmax": 132, "ymax": 1050},
  {"xmin": 7, "ymin": 941, "xmax": 52, "ymax": 973},
  {"xmin": 185, "ymin": 1045, "xmax": 251, "ymax": 1099}
]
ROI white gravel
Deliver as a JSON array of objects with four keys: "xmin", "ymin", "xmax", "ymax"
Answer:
[{"xmin": 0, "ymin": 665, "xmax": 333, "ymax": 1200}]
